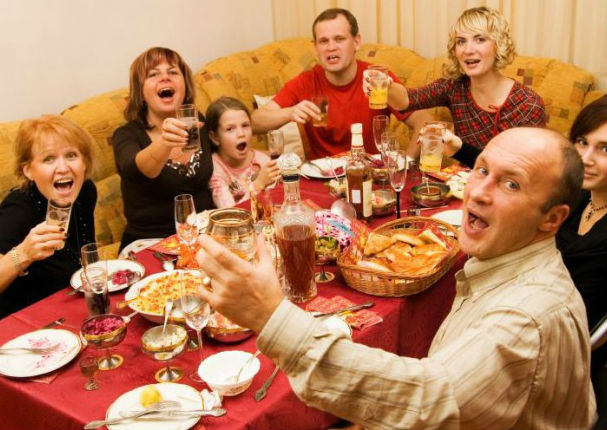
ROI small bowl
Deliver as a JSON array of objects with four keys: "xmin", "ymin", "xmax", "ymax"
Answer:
[
  {"xmin": 372, "ymin": 189, "xmax": 397, "ymax": 216},
  {"xmin": 81, "ymin": 314, "xmax": 127, "ymax": 348},
  {"xmin": 372, "ymin": 167, "xmax": 389, "ymax": 184},
  {"xmin": 204, "ymin": 313, "xmax": 254, "ymax": 343},
  {"xmin": 141, "ymin": 324, "xmax": 188, "ymax": 361},
  {"xmin": 411, "ymin": 182, "xmax": 450, "ymax": 207},
  {"xmin": 198, "ymin": 350, "xmax": 260, "ymax": 396}
]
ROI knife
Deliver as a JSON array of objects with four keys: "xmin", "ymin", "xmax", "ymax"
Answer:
[
  {"xmin": 40, "ymin": 318, "xmax": 65, "ymax": 329},
  {"xmin": 313, "ymin": 302, "xmax": 374, "ymax": 318}
]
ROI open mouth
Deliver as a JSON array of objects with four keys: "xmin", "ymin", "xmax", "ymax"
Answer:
[
  {"xmin": 326, "ymin": 55, "xmax": 340, "ymax": 62},
  {"xmin": 466, "ymin": 210, "xmax": 488, "ymax": 230},
  {"xmin": 157, "ymin": 88, "xmax": 175, "ymax": 98},
  {"xmin": 464, "ymin": 59, "xmax": 480, "ymax": 66},
  {"xmin": 236, "ymin": 142, "xmax": 247, "ymax": 152},
  {"xmin": 54, "ymin": 179, "xmax": 74, "ymax": 194}
]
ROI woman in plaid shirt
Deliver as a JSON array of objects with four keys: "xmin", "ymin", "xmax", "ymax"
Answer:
[{"xmin": 374, "ymin": 6, "xmax": 546, "ymax": 167}]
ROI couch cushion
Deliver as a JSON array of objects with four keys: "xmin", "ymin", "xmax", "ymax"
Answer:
[
  {"xmin": 0, "ymin": 121, "xmax": 22, "ymax": 200},
  {"xmin": 61, "ymin": 88, "xmax": 128, "ymax": 182},
  {"xmin": 93, "ymin": 173, "xmax": 125, "ymax": 248}
]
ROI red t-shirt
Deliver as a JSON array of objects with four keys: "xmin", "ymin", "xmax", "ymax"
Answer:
[{"xmin": 273, "ymin": 60, "xmax": 408, "ymax": 159}]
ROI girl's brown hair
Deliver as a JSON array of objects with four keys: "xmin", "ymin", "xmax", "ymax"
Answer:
[
  {"xmin": 124, "ymin": 47, "xmax": 196, "ymax": 128},
  {"xmin": 205, "ymin": 97, "xmax": 251, "ymax": 152}
]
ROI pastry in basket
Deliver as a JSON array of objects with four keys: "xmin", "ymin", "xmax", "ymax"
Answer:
[
  {"xmin": 376, "ymin": 242, "xmax": 412, "ymax": 262},
  {"xmin": 392, "ymin": 231, "xmax": 424, "ymax": 247},
  {"xmin": 363, "ymin": 232, "xmax": 396, "ymax": 256}
]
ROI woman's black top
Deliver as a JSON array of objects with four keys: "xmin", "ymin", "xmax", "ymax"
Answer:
[
  {"xmin": 112, "ymin": 119, "xmax": 214, "ymax": 248},
  {"xmin": 556, "ymin": 190, "xmax": 607, "ymax": 329},
  {"xmin": 0, "ymin": 181, "xmax": 96, "ymax": 318}
]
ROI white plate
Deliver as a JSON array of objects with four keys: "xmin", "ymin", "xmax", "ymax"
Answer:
[
  {"xmin": 301, "ymin": 158, "xmax": 346, "ymax": 179},
  {"xmin": 0, "ymin": 329, "xmax": 81, "ymax": 378},
  {"xmin": 106, "ymin": 383, "xmax": 202, "ymax": 430},
  {"xmin": 71, "ymin": 260, "xmax": 146, "ymax": 293},
  {"xmin": 431, "ymin": 209, "xmax": 464, "ymax": 227},
  {"xmin": 125, "ymin": 270, "xmax": 198, "ymax": 324},
  {"xmin": 118, "ymin": 239, "xmax": 162, "ymax": 259}
]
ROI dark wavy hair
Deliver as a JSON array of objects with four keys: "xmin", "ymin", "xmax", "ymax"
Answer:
[
  {"xmin": 205, "ymin": 97, "xmax": 251, "ymax": 153},
  {"xmin": 569, "ymin": 95, "xmax": 607, "ymax": 143},
  {"xmin": 123, "ymin": 47, "xmax": 196, "ymax": 129}
]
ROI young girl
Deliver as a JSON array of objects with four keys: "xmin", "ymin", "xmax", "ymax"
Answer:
[{"xmin": 206, "ymin": 97, "xmax": 280, "ymax": 208}]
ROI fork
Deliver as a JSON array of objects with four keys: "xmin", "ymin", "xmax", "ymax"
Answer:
[
  {"xmin": 0, "ymin": 344, "xmax": 60, "ymax": 355},
  {"xmin": 254, "ymin": 364, "xmax": 280, "ymax": 401},
  {"xmin": 84, "ymin": 400, "xmax": 180, "ymax": 429}
]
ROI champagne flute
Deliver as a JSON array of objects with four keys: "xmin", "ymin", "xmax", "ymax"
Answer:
[
  {"xmin": 174, "ymin": 194, "xmax": 198, "ymax": 248},
  {"xmin": 372, "ymin": 115, "xmax": 389, "ymax": 154},
  {"xmin": 267, "ymin": 130, "xmax": 284, "ymax": 188},
  {"xmin": 180, "ymin": 272, "xmax": 211, "ymax": 382},
  {"xmin": 387, "ymin": 150, "xmax": 408, "ymax": 219}
]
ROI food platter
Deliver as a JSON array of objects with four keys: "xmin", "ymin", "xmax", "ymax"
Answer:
[
  {"xmin": 70, "ymin": 260, "xmax": 145, "ymax": 293},
  {"xmin": 125, "ymin": 270, "xmax": 201, "ymax": 323},
  {"xmin": 0, "ymin": 329, "xmax": 81, "ymax": 377}
]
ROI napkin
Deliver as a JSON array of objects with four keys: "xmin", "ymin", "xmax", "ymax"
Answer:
[{"xmin": 306, "ymin": 296, "xmax": 382, "ymax": 330}]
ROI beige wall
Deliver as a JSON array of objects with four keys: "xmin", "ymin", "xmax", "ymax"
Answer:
[{"xmin": 0, "ymin": 0, "xmax": 274, "ymax": 121}]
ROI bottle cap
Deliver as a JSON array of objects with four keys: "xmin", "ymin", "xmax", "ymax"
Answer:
[{"xmin": 350, "ymin": 123, "xmax": 362, "ymax": 134}]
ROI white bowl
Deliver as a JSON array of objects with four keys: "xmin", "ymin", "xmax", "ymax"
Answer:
[{"xmin": 197, "ymin": 350, "xmax": 260, "ymax": 396}]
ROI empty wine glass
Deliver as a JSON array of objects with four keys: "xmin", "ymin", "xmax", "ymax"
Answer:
[
  {"xmin": 372, "ymin": 115, "xmax": 389, "ymax": 154},
  {"xmin": 174, "ymin": 194, "xmax": 198, "ymax": 248},
  {"xmin": 387, "ymin": 150, "xmax": 408, "ymax": 218},
  {"xmin": 180, "ymin": 272, "xmax": 211, "ymax": 382},
  {"xmin": 79, "ymin": 356, "xmax": 100, "ymax": 390}
]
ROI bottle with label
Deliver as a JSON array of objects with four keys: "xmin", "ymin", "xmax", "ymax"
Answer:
[{"xmin": 346, "ymin": 123, "xmax": 372, "ymax": 220}]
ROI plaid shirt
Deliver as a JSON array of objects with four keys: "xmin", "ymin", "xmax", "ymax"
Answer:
[{"xmin": 406, "ymin": 77, "xmax": 546, "ymax": 150}]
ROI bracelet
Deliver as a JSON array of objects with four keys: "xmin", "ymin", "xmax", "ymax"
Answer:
[{"xmin": 9, "ymin": 247, "xmax": 28, "ymax": 276}]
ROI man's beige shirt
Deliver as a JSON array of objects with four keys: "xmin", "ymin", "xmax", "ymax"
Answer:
[{"xmin": 258, "ymin": 238, "xmax": 596, "ymax": 429}]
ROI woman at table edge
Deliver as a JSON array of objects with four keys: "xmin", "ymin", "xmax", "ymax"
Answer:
[
  {"xmin": 377, "ymin": 6, "xmax": 546, "ymax": 165},
  {"xmin": 0, "ymin": 116, "xmax": 96, "ymax": 318},
  {"xmin": 112, "ymin": 47, "xmax": 214, "ymax": 250}
]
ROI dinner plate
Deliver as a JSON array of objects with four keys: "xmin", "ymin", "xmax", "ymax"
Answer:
[
  {"xmin": 71, "ymin": 260, "xmax": 146, "ymax": 293},
  {"xmin": 431, "ymin": 209, "xmax": 463, "ymax": 228},
  {"xmin": 105, "ymin": 382, "xmax": 202, "ymax": 430},
  {"xmin": 300, "ymin": 158, "xmax": 347, "ymax": 179},
  {"xmin": 118, "ymin": 239, "xmax": 162, "ymax": 259},
  {"xmin": 125, "ymin": 270, "xmax": 199, "ymax": 324},
  {"xmin": 0, "ymin": 329, "xmax": 81, "ymax": 378}
]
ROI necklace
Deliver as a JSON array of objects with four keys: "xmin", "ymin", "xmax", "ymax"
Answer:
[{"xmin": 585, "ymin": 200, "xmax": 607, "ymax": 221}]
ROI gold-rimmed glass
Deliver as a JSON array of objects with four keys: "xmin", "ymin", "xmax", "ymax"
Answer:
[{"xmin": 207, "ymin": 208, "xmax": 257, "ymax": 263}]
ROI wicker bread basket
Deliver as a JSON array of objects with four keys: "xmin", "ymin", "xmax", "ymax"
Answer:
[{"xmin": 337, "ymin": 216, "xmax": 459, "ymax": 297}]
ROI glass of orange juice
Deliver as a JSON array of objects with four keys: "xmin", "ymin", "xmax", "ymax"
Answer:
[{"xmin": 367, "ymin": 65, "xmax": 389, "ymax": 110}]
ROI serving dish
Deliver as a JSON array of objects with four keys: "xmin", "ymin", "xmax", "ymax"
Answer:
[
  {"xmin": 204, "ymin": 312, "xmax": 253, "ymax": 343},
  {"xmin": 71, "ymin": 260, "xmax": 145, "ymax": 293},
  {"xmin": 411, "ymin": 182, "xmax": 450, "ymax": 207},
  {"xmin": 372, "ymin": 189, "xmax": 396, "ymax": 216}
]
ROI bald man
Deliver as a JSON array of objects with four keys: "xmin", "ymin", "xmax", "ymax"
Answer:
[{"xmin": 196, "ymin": 127, "xmax": 596, "ymax": 429}]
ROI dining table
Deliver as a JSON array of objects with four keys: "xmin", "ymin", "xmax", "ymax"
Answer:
[{"xmin": 0, "ymin": 172, "xmax": 466, "ymax": 430}]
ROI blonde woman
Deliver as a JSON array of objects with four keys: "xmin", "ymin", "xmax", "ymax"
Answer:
[
  {"xmin": 375, "ymin": 6, "xmax": 546, "ymax": 165},
  {"xmin": 0, "ymin": 116, "xmax": 96, "ymax": 317}
]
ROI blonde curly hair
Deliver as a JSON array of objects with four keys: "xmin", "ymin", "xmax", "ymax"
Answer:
[{"xmin": 443, "ymin": 7, "xmax": 516, "ymax": 80}]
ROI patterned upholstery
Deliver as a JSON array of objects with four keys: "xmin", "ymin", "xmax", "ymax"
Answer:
[{"xmin": 0, "ymin": 38, "xmax": 603, "ymax": 257}]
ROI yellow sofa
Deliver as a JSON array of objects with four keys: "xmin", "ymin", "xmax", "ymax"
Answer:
[{"xmin": 0, "ymin": 38, "xmax": 603, "ymax": 255}]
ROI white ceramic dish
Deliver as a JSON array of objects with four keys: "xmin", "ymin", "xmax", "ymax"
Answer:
[
  {"xmin": 0, "ymin": 329, "xmax": 81, "ymax": 377},
  {"xmin": 105, "ymin": 382, "xmax": 202, "ymax": 430},
  {"xmin": 301, "ymin": 158, "xmax": 347, "ymax": 179},
  {"xmin": 198, "ymin": 350, "xmax": 260, "ymax": 396},
  {"xmin": 71, "ymin": 260, "xmax": 145, "ymax": 293},
  {"xmin": 118, "ymin": 239, "xmax": 162, "ymax": 259},
  {"xmin": 431, "ymin": 209, "xmax": 464, "ymax": 228},
  {"xmin": 125, "ymin": 270, "xmax": 200, "ymax": 324}
]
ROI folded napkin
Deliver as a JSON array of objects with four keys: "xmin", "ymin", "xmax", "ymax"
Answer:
[
  {"xmin": 306, "ymin": 296, "xmax": 382, "ymax": 330},
  {"xmin": 148, "ymin": 234, "xmax": 181, "ymax": 255}
]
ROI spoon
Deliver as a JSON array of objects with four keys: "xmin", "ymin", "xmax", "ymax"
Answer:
[
  {"xmin": 229, "ymin": 350, "xmax": 261, "ymax": 383},
  {"xmin": 163, "ymin": 299, "xmax": 173, "ymax": 334},
  {"xmin": 153, "ymin": 252, "xmax": 175, "ymax": 271},
  {"xmin": 254, "ymin": 364, "xmax": 280, "ymax": 401},
  {"xmin": 122, "ymin": 311, "xmax": 139, "ymax": 324},
  {"xmin": 330, "ymin": 199, "xmax": 357, "ymax": 221}
]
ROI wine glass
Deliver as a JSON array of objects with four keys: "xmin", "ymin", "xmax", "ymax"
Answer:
[
  {"xmin": 174, "ymin": 194, "xmax": 198, "ymax": 248},
  {"xmin": 180, "ymin": 272, "xmax": 211, "ymax": 382},
  {"xmin": 207, "ymin": 208, "xmax": 257, "ymax": 263},
  {"xmin": 142, "ymin": 324, "xmax": 188, "ymax": 382},
  {"xmin": 372, "ymin": 115, "xmax": 389, "ymax": 154},
  {"xmin": 387, "ymin": 150, "xmax": 408, "ymax": 218},
  {"xmin": 79, "ymin": 356, "xmax": 100, "ymax": 390}
]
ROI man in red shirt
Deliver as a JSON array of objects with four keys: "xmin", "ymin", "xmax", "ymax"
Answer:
[{"xmin": 251, "ymin": 8, "xmax": 432, "ymax": 160}]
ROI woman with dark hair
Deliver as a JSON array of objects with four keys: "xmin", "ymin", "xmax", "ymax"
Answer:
[
  {"xmin": 0, "ymin": 116, "xmax": 97, "ymax": 317},
  {"xmin": 112, "ymin": 47, "xmax": 214, "ymax": 249},
  {"xmin": 556, "ymin": 95, "xmax": 607, "ymax": 330}
]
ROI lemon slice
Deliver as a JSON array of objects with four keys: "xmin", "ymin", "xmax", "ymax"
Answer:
[{"xmin": 140, "ymin": 385, "xmax": 163, "ymax": 407}]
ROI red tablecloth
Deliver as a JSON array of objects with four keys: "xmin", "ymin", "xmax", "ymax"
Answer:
[{"xmin": 0, "ymin": 177, "xmax": 464, "ymax": 430}]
